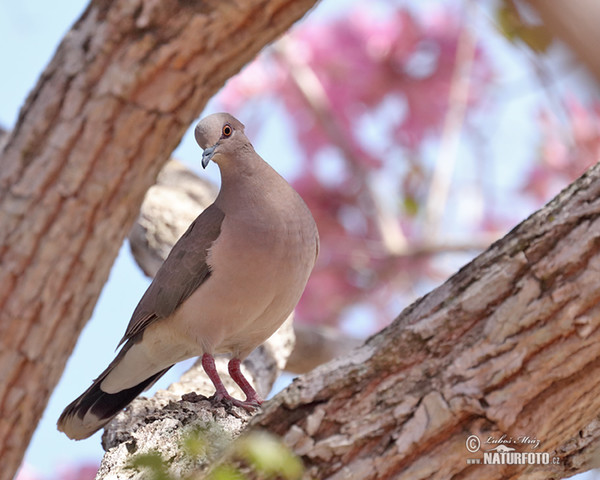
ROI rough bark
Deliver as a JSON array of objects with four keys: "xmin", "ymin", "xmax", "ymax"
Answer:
[
  {"xmin": 253, "ymin": 161, "xmax": 600, "ymax": 479},
  {"xmin": 0, "ymin": 0, "xmax": 317, "ymax": 477},
  {"xmin": 128, "ymin": 159, "xmax": 361, "ymax": 375}
]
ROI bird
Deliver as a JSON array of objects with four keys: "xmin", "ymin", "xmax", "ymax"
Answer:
[{"xmin": 57, "ymin": 112, "xmax": 319, "ymax": 440}]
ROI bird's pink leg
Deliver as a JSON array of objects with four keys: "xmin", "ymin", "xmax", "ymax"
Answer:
[
  {"xmin": 201, "ymin": 354, "xmax": 262, "ymax": 411},
  {"xmin": 228, "ymin": 358, "xmax": 263, "ymax": 405},
  {"xmin": 201, "ymin": 353, "xmax": 231, "ymax": 400}
]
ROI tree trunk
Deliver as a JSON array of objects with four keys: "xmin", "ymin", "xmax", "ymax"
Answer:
[{"xmin": 0, "ymin": 0, "xmax": 317, "ymax": 478}]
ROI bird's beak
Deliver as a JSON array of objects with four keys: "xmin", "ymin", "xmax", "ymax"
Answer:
[{"xmin": 202, "ymin": 145, "xmax": 216, "ymax": 169}]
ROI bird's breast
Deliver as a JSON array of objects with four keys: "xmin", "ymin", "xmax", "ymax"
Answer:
[
  {"xmin": 172, "ymin": 188, "xmax": 317, "ymax": 358},
  {"xmin": 209, "ymin": 212, "xmax": 315, "ymax": 279}
]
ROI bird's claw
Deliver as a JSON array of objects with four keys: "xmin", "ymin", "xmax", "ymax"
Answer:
[{"xmin": 209, "ymin": 393, "xmax": 262, "ymax": 412}]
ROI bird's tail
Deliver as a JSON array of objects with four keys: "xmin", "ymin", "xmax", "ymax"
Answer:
[{"xmin": 57, "ymin": 347, "xmax": 172, "ymax": 440}]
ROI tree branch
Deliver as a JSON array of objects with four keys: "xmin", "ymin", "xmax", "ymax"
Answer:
[
  {"xmin": 253, "ymin": 161, "xmax": 600, "ymax": 479},
  {"xmin": 424, "ymin": 2, "xmax": 478, "ymax": 238},
  {"xmin": 526, "ymin": 0, "xmax": 600, "ymax": 83}
]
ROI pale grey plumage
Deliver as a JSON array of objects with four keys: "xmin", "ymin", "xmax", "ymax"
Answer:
[{"xmin": 58, "ymin": 113, "xmax": 319, "ymax": 440}]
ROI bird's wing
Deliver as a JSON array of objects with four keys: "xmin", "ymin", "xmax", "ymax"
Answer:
[{"xmin": 118, "ymin": 203, "xmax": 225, "ymax": 346}]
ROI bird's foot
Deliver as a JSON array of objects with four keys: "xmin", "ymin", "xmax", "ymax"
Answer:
[
  {"xmin": 209, "ymin": 392, "xmax": 262, "ymax": 412},
  {"xmin": 241, "ymin": 392, "xmax": 263, "ymax": 409},
  {"xmin": 201, "ymin": 354, "xmax": 263, "ymax": 413}
]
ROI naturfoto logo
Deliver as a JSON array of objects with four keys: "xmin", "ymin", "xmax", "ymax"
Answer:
[{"xmin": 465, "ymin": 433, "xmax": 561, "ymax": 466}]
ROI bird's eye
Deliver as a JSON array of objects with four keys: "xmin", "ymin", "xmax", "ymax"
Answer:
[{"xmin": 222, "ymin": 124, "xmax": 233, "ymax": 137}]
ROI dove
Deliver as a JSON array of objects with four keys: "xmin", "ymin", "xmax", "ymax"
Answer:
[{"xmin": 58, "ymin": 113, "xmax": 319, "ymax": 440}]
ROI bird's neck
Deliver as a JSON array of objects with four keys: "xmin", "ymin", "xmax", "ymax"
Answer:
[{"xmin": 216, "ymin": 159, "xmax": 292, "ymax": 216}]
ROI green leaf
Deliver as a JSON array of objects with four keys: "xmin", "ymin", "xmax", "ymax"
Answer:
[
  {"xmin": 208, "ymin": 465, "xmax": 246, "ymax": 480},
  {"xmin": 496, "ymin": 2, "xmax": 521, "ymax": 42},
  {"xmin": 128, "ymin": 451, "xmax": 174, "ymax": 480},
  {"xmin": 181, "ymin": 428, "xmax": 208, "ymax": 459},
  {"xmin": 518, "ymin": 25, "xmax": 553, "ymax": 53},
  {"xmin": 236, "ymin": 432, "xmax": 304, "ymax": 480},
  {"xmin": 496, "ymin": 1, "xmax": 554, "ymax": 53},
  {"xmin": 403, "ymin": 196, "xmax": 419, "ymax": 216}
]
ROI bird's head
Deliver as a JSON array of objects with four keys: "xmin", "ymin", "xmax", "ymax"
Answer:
[{"xmin": 194, "ymin": 113, "xmax": 247, "ymax": 169}]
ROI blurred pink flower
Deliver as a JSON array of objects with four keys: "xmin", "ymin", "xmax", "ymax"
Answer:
[
  {"xmin": 216, "ymin": 4, "xmax": 496, "ymax": 330},
  {"xmin": 525, "ymin": 96, "xmax": 600, "ymax": 201},
  {"xmin": 16, "ymin": 462, "xmax": 98, "ymax": 480}
]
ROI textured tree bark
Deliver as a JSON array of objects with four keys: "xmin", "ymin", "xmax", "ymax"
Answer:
[
  {"xmin": 253, "ymin": 161, "xmax": 600, "ymax": 479},
  {"xmin": 0, "ymin": 0, "xmax": 317, "ymax": 477}
]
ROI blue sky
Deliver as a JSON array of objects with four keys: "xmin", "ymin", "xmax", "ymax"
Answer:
[{"xmin": 2, "ymin": 1, "xmax": 600, "ymax": 479}]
